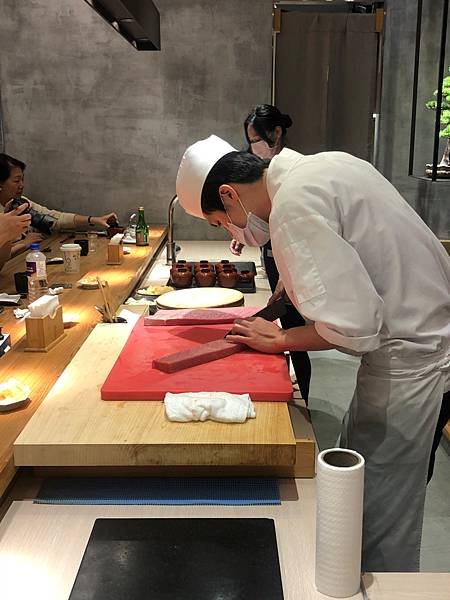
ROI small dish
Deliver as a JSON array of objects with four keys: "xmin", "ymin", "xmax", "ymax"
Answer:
[
  {"xmin": 78, "ymin": 278, "xmax": 99, "ymax": 290},
  {"xmin": 0, "ymin": 379, "xmax": 31, "ymax": 412},
  {"xmin": 137, "ymin": 285, "xmax": 174, "ymax": 297}
]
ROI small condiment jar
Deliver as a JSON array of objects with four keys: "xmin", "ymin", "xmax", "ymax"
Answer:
[
  {"xmin": 171, "ymin": 267, "xmax": 193, "ymax": 288},
  {"xmin": 238, "ymin": 269, "xmax": 255, "ymax": 283},
  {"xmin": 218, "ymin": 269, "xmax": 238, "ymax": 288},
  {"xmin": 195, "ymin": 268, "xmax": 216, "ymax": 287},
  {"xmin": 194, "ymin": 261, "xmax": 213, "ymax": 273}
]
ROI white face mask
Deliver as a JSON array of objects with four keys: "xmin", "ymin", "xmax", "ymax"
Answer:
[
  {"xmin": 224, "ymin": 196, "xmax": 270, "ymax": 247},
  {"xmin": 250, "ymin": 140, "xmax": 280, "ymax": 160}
]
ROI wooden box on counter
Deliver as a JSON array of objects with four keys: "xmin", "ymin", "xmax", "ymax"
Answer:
[
  {"xmin": 25, "ymin": 305, "xmax": 66, "ymax": 352},
  {"xmin": 107, "ymin": 243, "xmax": 124, "ymax": 265}
]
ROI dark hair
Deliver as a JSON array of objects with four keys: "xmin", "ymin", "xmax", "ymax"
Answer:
[
  {"xmin": 201, "ymin": 151, "xmax": 268, "ymax": 214},
  {"xmin": 0, "ymin": 153, "xmax": 26, "ymax": 183},
  {"xmin": 244, "ymin": 104, "xmax": 293, "ymax": 149}
]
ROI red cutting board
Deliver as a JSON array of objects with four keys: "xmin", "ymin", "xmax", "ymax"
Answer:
[{"xmin": 101, "ymin": 317, "xmax": 293, "ymax": 401}]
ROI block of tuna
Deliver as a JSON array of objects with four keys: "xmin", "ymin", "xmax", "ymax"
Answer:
[
  {"xmin": 144, "ymin": 306, "xmax": 260, "ymax": 327},
  {"xmin": 153, "ymin": 339, "xmax": 246, "ymax": 373}
]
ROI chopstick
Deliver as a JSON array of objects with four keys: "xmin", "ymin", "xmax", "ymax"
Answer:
[
  {"xmin": 96, "ymin": 277, "xmax": 114, "ymax": 323},
  {"xmin": 103, "ymin": 280, "xmax": 116, "ymax": 323}
]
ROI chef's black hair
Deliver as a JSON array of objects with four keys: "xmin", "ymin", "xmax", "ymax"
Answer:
[
  {"xmin": 0, "ymin": 153, "xmax": 26, "ymax": 183},
  {"xmin": 244, "ymin": 104, "xmax": 292, "ymax": 150},
  {"xmin": 201, "ymin": 151, "xmax": 268, "ymax": 214}
]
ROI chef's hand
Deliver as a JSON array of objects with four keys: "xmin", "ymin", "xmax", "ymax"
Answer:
[
  {"xmin": 229, "ymin": 239, "xmax": 244, "ymax": 256},
  {"xmin": 92, "ymin": 212, "xmax": 119, "ymax": 228},
  {"xmin": 226, "ymin": 317, "xmax": 285, "ymax": 354},
  {"xmin": 268, "ymin": 279, "xmax": 286, "ymax": 305}
]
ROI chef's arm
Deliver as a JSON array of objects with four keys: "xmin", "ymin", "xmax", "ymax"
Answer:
[
  {"xmin": 278, "ymin": 324, "xmax": 335, "ymax": 352},
  {"xmin": 273, "ymin": 214, "xmax": 384, "ymax": 354},
  {"xmin": 227, "ymin": 318, "xmax": 335, "ymax": 354}
]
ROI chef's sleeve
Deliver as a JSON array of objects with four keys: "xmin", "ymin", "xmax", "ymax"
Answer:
[{"xmin": 273, "ymin": 214, "xmax": 384, "ymax": 353}]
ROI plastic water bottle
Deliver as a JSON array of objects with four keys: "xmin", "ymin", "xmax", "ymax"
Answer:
[{"xmin": 26, "ymin": 243, "xmax": 48, "ymax": 302}]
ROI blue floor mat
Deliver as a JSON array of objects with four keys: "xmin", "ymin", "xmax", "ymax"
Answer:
[{"xmin": 34, "ymin": 477, "xmax": 281, "ymax": 505}]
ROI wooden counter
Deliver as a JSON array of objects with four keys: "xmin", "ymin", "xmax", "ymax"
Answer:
[
  {"xmin": 0, "ymin": 478, "xmax": 448, "ymax": 600},
  {"xmin": 0, "ymin": 227, "xmax": 167, "ymax": 497},
  {"xmin": 13, "ymin": 241, "xmax": 315, "ymax": 477},
  {"xmin": 13, "ymin": 313, "xmax": 311, "ymax": 475}
]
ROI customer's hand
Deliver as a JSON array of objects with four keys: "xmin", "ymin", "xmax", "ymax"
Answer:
[
  {"xmin": 92, "ymin": 212, "xmax": 119, "ymax": 228},
  {"xmin": 268, "ymin": 279, "xmax": 286, "ymax": 305},
  {"xmin": 4, "ymin": 198, "xmax": 30, "ymax": 213},
  {"xmin": 229, "ymin": 239, "xmax": 244, "ymax": 256},
  {"xmin": 22, "ymin": 232, "xmax": 44, "ymax": 248},
  {"xmin": 0, "ymin": 204, "xmax": 31, "ymax": 241}
]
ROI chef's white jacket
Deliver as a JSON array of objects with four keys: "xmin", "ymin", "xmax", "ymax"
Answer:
[{"xmin": 268, "ymin": 149, "xmax": 450, "ymax": 357}]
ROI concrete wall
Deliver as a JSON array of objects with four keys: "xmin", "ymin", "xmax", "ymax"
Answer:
[
  {"xmin": 0, "ymin": 0, "xmax": 272, "ymax": 240},
  {"xmin": 377, "ymin": 0, "xmax": 450, "ymax": 239}
]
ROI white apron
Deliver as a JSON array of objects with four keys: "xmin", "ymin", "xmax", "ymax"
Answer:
[{"xmin": 340, "ymin": 347, "xmax": 450, "ymax": 572}]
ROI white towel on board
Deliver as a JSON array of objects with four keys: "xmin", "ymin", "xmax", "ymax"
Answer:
[{"xmin": 164, "ymin": 392, "xmax": 256, "ymax": 423}]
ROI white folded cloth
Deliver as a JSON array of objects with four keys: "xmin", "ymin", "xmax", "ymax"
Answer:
[
  {"xmin": 164, "ymin": 392, "xmax": 256, "ymax": 423},
  {"xmin": 0, "ymin": 293, "xmax": 21, "ymax": 304},
  {"xmin": 28, "ymin": 294, "xmax": 59, "ymax": 318}
]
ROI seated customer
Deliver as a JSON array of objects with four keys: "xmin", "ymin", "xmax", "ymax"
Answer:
[{"xmin": 0, "ymin": 153, "xmax": 118, "ymax": 255}]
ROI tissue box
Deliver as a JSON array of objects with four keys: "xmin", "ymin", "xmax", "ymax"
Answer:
[{"xmin": 25, "ymin": 305, "xmax": 65, "ymax": 352}]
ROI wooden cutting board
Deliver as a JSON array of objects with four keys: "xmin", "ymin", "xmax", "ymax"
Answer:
[{"xmin": 101, "ymin": 317, "xmax": 293, "ymax": 401}]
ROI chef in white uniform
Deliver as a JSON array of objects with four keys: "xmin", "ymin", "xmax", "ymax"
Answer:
[{"xmin": 176, "ymin": 135, "xmax": 450, "ymax": 572}]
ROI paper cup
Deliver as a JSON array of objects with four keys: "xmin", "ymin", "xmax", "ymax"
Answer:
[{"xmin": 60, "ymin": 243, "xmax": 82, "ymax": 273}]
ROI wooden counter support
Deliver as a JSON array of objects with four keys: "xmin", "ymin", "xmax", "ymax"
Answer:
[{"xmin": 0, "ymin": 227, "xmax": 167, "ymax": 498}]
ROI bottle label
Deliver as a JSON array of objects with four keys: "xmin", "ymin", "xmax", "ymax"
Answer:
[
  {"xmin": 26, "ymin": 259, "xmax": 46, "ymax": 279},
  {"xmin": 136, "ymin": 231, "xmax": 148, "ymax": 245}
]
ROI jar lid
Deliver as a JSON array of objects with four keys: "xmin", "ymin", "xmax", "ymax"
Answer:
[{"xmin": 60, "ymin": 243, "xmax": 82, "ymax": 251}]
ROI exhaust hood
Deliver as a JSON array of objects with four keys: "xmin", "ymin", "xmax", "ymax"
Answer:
[{"xmin": 84, "ymin": 0, "xmax": 160, "ymax": 50}]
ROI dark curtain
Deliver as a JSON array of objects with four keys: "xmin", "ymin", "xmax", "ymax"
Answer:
[{"xmin": 275, "ymin": 13, "xmax": 378, "ymax": 161}]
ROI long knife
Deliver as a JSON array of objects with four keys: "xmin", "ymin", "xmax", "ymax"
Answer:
[{"xmin": 224, "ymin": 297, "xmax": 287, "ymax": 338}]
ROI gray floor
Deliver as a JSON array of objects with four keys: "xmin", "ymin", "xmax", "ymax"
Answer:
[{"xmin": 305, "ymin": 351, "xmax": 450, "ymax": 573}]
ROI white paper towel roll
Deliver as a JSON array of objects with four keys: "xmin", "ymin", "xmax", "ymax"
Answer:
[{"xmin": 315, "ymin": 448, "xmax": 365, "ymax": 598}]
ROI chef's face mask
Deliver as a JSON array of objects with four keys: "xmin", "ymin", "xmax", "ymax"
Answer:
[
  {"xmin": 250, "ymin": 139, "xmax": 280, "ymax": 160},
  {"xmin": 223, "ymin": 194, "xmax": 270, "ymax": 247}
]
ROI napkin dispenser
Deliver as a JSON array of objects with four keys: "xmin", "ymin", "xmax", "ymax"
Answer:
[
  {"xmin": 107, "ymin": 233, "xmax": 124, "ymax": 265},
  {"xmin": 25, "ymin": 296, "xmax": 65, "ymax": 352}
]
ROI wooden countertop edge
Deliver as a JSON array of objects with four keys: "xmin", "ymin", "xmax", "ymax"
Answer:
[{"xmin": 14, "ymin": 441, "xmax": 298, "ymax": 467}]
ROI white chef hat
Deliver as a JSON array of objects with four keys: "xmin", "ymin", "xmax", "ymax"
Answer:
[{"xmin": 176, "ymin": 135, "xmax": 236, "ymax": 219}]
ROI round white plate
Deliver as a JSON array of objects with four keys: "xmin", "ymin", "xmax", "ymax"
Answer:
[{"xmin": 156, "ymin": 287, "xmax": 244, "ymax": 310}]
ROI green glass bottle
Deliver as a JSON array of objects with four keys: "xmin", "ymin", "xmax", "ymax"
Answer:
[{"xmin": 135, "ymin": 206, "xmax": 149, "ymax": 246}]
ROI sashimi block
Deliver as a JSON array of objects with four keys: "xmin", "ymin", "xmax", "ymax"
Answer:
[
  {"xmin": 153, "ymin": 339, "xmax": 246, "ymax": 373},
  {"xmin": 144, "ymin": 306, "xmax": 260, "ymax": 326}
]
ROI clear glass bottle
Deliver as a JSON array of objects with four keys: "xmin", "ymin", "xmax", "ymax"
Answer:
[
  {"xmin": 135, "ymin": 206, "xmax": 149, "ymax": 246},
  {"xmin": 26, "ymin": 243, "xmax": 48, "ymax": 302}
]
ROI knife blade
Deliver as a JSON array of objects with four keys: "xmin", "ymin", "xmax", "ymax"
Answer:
[{"xmin": 224, "ymin": 296, "xmax": 287, "ymax": 338}]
